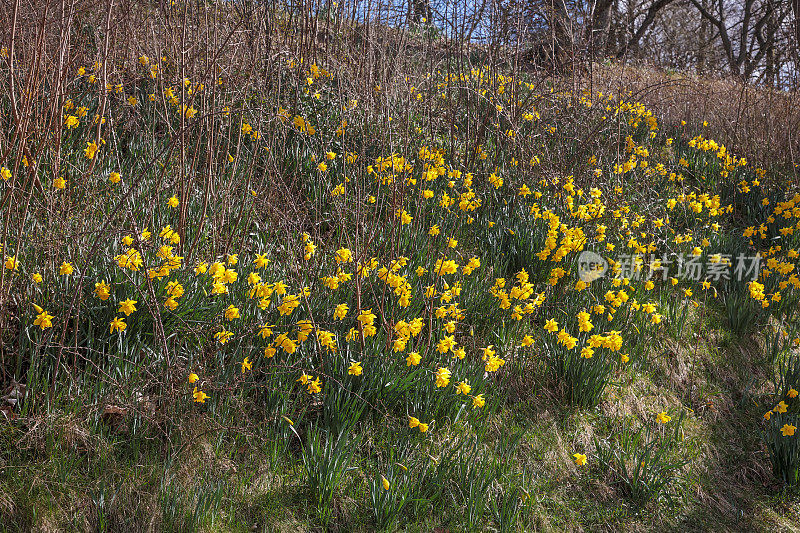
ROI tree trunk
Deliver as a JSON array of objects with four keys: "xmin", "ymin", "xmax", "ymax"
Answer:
[
  {"xmin": 765, "ymin": 5, "xmax": 776, "ymax": 88},
  {"xmin": 588, "ymin": 0, "xmax": 614, "ymax": 57},
  {"xmin": 607, "ymin": 0, "xmax": 620, "ymax": 55},
  {"xmin": 793, "ymin": 0, "xmax": 800, "ymax": 48},
  {"xmin": 411, "ymin": 0, "xmax": 431, "ymax": 24},
  {"xmin": 549, "ymin": 0, "xmax": 574, "ymax": 72},
  {"xmin": 616, "ymin": 0, "xmax": 676, "ymax": 58},
  {"xmin": 697, "ymin": 0, "xmax": 708, "ymax": 73}
]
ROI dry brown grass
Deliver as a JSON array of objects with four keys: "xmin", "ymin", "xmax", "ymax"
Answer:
[{"xmin": 590, "ymin": 62, "xmax": 800, "ymax": 177}]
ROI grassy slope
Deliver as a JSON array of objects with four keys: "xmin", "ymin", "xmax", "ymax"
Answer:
[
  {"xmin": 2, "ymin": 12, "xmax": 800, "ymax": 533},
  {"xmin": 4, "ymin": 315, "xmax": 797, "ymax": 532}
]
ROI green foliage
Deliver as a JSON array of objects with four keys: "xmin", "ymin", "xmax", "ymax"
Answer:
[
  {"xmin": 300, "ymin": 425, "xmax": 357, "ymax": 525},
  {"xmin": 370, "ymin": 461, "xmax": 414, "ymax": 531},
  {"xmin": 764, "ymin": 353, "xmax": 800, "ymax": 485},
  {"xmin": 594, "ymin": 411, "xmax": 688, "ymax": 505},
  {"xmin": 721, "ymin": 286, "xmax": 767, "ymax": 337},
  {"xmin": 159, "ymin": 476, "xmax": 225, "ymax": 533},
  {"xmin": 541, "ymin": 334, "xmax": 616, "ymax": 408},
  {"xmin": 489, "ymin": 484, "xmax": 523, "ymax": 533},
  {"xmin": 764, "ymin": 413, "xmax": 800, "ymax": 486}
]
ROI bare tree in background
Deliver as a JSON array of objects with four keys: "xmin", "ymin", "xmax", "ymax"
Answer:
[
  {"xmin": 411, "ymin": 0, "xmax": 432, "ymax": 23},
  {"xmin": 793, "ymin": 0, "xmax": 800, "ymax": 46},
  {"xmin": 423, "ymin": 0, "xmax": 799, "ymax": 87},
  {"xmin": 684, "ymin": 0, "xmax": 791, "ymax": 78},
  {"xmin": 615, "ymin": 0, "xmax": 675, "ymax": 57},
  {"xmin": 549, "ymin": 0, "xmax": 576, "ymax": 69},
  {"xmin": 587, "ymin": 0, "xmax": 616, "ymax": 56}
]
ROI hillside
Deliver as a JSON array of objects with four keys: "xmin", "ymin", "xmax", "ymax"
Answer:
[{"xmin": 1, "ymin": 3, "xmax": 800, "ymax": 531}]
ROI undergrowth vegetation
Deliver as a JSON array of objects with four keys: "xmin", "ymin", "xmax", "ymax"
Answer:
[{"xmin": 1, "ymin": 1, "xmax": 800, "ymax": 531}]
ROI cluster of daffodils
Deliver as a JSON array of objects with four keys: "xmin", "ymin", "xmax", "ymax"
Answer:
[{"xmin": 5, "ymin": 50, "xmax": 799, "ymax": 464}]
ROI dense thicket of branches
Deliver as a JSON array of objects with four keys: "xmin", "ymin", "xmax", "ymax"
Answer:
[{"xmin": 397, "ymin": 0, "xmax": 800, "ymax": 88}]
